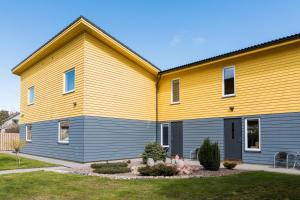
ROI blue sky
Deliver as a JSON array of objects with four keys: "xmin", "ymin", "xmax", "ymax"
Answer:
[{"xmin": 1, "ymin": 0, "xmax": 300, "ymax": 111}]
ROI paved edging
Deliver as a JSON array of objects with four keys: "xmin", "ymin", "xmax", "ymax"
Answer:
[{"xmin": 0, "ymin": 167, "xmax": 68, "ymax": 175}]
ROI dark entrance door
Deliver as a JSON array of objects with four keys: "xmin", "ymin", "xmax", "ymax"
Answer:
[
  {"xmin": 171, "ymin": 121, "xmax": 183, "ymax": 157},
  {"xmin": 224, "ymin": 118, "xmax": 242, "ymax": 160}
]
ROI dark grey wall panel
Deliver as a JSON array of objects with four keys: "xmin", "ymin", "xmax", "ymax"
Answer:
[
  {"xmin": 20, "ymin": 116, "xmax": 84, "ymax": 162},
  {"xmin": 83, "ymin": 116, "xmax": 156, "ymax": 162},
  {"xmin": 182, "ymin": 118, "xmax": 224, "ymax": 160}
]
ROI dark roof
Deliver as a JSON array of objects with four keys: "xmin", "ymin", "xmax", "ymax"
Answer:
[
  {"xmin": 160, "ymin": 32, "xmax": 300, "ymax": 74},
  {"xmin": 11, "ymin": 16, "xmax": 161, "ymax": 72}
]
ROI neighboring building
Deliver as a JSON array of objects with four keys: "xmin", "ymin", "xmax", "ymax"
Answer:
[
  {"xmin": 0, "ymin": 113, "xmax": 20, "ymax": 133},
  {"xmin": 12, "ymin": 17, "xmax": 300, "ymax": 164}
]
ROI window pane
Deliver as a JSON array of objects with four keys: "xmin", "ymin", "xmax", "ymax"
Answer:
[
  {"xmin": 224, "ymin": 67, "xmax": 235, "ymax": 95},
  {"xmin": 65, "ymin": 69, "xmax": 75, "ymax": 92},
  {"xmin": 172, "ymin": 79, "xmax": 180, "ymax": 103},
  {"xmin": 162, "ymin": 125, "xmax": 169, "ymax": 146},
  {"xmin": 59, "ymin": 121, "xmax": 69, "ymax": 142},
  {"xmin": 247, "ymin": 119, "xmax": 260, "ymax": 149},
  {"xmin": 26, "ymin": 125, "xmax": 32, "ymax": 141},
  {"xmin": 28, "ymin": 87, "xmax": 34, "ymax": 104}
]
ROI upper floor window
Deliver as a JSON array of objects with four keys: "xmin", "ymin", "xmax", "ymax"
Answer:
[
  {"xmin": 26, "ymin": 124, "xmax": 32, "ymax": 142},
  {"xmin": 28, "ymin": 86, "xmax": 35, "ymax": 105},
  {"xmin": 64, "ymin": 68, "xmax": 75, "ymax": 94},
  {"xmin": 223, "ymin": 66, "xmax": 235, "ymax": 97},
  {"xmin": 171, "ymin": 78, "xmax": 180, "ymax": 104},
  {"xmin": 58, "ymin": 120, "xmax": 70, "ymax": 144}
]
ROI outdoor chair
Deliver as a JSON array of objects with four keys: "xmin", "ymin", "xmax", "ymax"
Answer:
[{"xmin": 274, "ymin": 152, "xmax": 291, "ymax": 168}]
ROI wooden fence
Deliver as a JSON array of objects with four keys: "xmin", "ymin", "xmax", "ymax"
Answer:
[{"xmin": 0, "ymin": 133, "xmax": 19, "ymax": 151}]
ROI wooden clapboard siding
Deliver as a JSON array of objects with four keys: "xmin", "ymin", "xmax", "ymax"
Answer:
[
  {"xmin": 20, "ymin": 34, "xmax": 85, "ymax": 124},
  {"xmin": 158, "ymin": 42, "xmax": 300, "ymax": 121},
  {"xmin": 83, "ymin": 33, "xmax": 157, "ymax": 121},
  {"xmin": 0, "ymin": 133, "xmax": 19, "ymax": 151}
]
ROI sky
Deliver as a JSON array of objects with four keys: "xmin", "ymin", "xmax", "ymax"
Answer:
[{"xmin": 1, "ymin": 0, "xmax": 300, "ymax": 111}]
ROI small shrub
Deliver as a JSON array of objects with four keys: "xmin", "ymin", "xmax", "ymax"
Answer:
[
  {"xmin": 93, "ymin": 166, "xmax": 130, "ymax": 174},
  {"xmin": 10, "ymin": 139, "xmax": 26, "ymax": 167},
  {"xmin": 223, "ymin": 162, "xmax": 237, "ymax": 170},
  {"xmin": 141, "ymin": 142, "xmax": 167, "ymax": 163},
  {"xmin": 138, "ymin": 164, "xmax": 178, "ymax": 176},
  {"xmin": 90, "ymin": 162, "xmax": 128, "ymax": 169},
  {"xmin": 198, "ymin": 138, "xmax": 220, "ymax": 171},
  {"xmin": 127, "ymin": 160, "xmax": 131, "ymax": 164}
]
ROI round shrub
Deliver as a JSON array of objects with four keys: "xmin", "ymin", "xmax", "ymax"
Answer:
[
  {"xmin": 91, "ymin": 162, "xmax": 128, "ymax": 169},
  {"xmin": 141, "ymin": 142, "xmax": 167, "ymax": 163},
  {"xmin": 198, "ymin": 138, "xmax": 220, "ymax": 171},
  {"xmin": 138, "ymin": 164, "xmax": 178, "ymax": 176},
  {"xmin": 93, "ymin": 166, "xmax": 130, "ymax": 174},
  {"xmin": 223, "ymin": 162, "xmax": 237, "ymax": 170}
]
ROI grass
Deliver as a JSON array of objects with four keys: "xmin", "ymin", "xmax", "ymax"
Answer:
[
  {"xmin": 0, "ymin": 171, "xmax": 299, "ymax": 200},
  {"xmin": 0, "ymin": 153, "xmax": 58, "ymax": 170}
]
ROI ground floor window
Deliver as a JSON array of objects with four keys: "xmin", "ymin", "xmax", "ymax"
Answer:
[
  {"xmin": 245, "ymin": 118, "xmax": 261, "ymax": 151},
  {"xmin": 26, "ymin": 124, "xmax": 32, "ymax": 142},
  {"xmin": 58, "ymin": 120, "xmax": 70, "ymax": 144},
  {"xmin": 161, "ymin": 123, "xmax": 169, "ymax": 147}
]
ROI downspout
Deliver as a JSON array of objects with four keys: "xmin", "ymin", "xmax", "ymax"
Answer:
[{"xmin": 155, "ymin": 73, "xmax": 162, "ymax": 142}]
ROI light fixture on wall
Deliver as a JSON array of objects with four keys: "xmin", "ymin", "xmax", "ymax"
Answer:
[
  {"xmin": 73, "ymin": 102, "xmax": 77, "ymax": 108},
  {"xmin": 229, "ymin": 106, "xmax": 234, "ymax": 112}
]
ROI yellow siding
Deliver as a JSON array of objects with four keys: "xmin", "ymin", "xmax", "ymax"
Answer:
[
  {"xmin": 20, "ymin": 35, "xmax": 85, "ymax": 124},
  {"xmin": 158, "ymin": 42, "xmax": 300, "ymax": 121},
  {"xmin": 83, "ymin": 34, "xmax": 157, "ymax": 121}
]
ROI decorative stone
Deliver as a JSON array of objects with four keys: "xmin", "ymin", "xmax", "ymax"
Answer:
[
  {"xmin": 176, "ymin": 159, "xmax": 185, "ymax": 169},
  {"xmin": 147, "ymin": 158, "xmax": 155, "ymax": 166},
  {"xmin": 155, "ymin": 160, "xmax": 164, "ymax": 165},
  {"xmin": 131, "ymin": 166, "xmax": 139, "ymax": 175}
]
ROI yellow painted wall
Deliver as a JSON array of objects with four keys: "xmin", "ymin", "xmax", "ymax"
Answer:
[
  {"xmin": 83, "ymin": 33, "xmax": 157, "ymax": 121},
  {"xmin": 20, "ymin": 35, "xmax": 85, "ymax": 124},
  {"xmin": 158, "ymin": 42, "xmax": 300, "ymax": 121}
]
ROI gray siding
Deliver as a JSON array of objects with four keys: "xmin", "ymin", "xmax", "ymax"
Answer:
[
  {"xmin": 242, "ymin": 112, "xmax": 300, "ymax": 164},
  {"xmin": 20, "ymin": 116, "xmax": 84, "ymax": 162},
  {"xmin": 83, "ymin": 116, "xmax": 156, "ymax": 162}
]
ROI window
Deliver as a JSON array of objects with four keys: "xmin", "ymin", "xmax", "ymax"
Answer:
[
  {"xmin": 161, "ymin": 123, "xmax": 169, "ymax": 147},
  {"xmin": 58, "ymin": 120, "xmax": 70, "ymax": 143},
  {"xmin": 28, "ymin": 86, "xmax": 35, "ymax": 105},
  {"xmin": 26, "ymin": 124, "xmax": 32, "ymax": 142},
  {"xmin": 223, "ymin": 66, "xmax": 235, "ymax": 97},
  {"xmin": 171, "ymin": 78, "xmax": 180, "ymax": 104},
  {"xmin": 64, "ymin": 68, "xmax": 75, "ymax": 93},
  {"xmin": 245, "ymin": 118, "xmax": 261, "ymax": 151}
]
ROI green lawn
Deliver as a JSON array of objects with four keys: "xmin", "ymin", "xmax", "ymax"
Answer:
[
  {"xmin": 0, "ymin": 153, "xmax": 58, "ymax": 170},
  {"xmin": 0, "ymin": 171, "xmax": 299, "ymax": 200}
]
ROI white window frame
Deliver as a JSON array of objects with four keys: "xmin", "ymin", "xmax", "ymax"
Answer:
[
  {"xmin": 27, "ymin": 86, "xmax": 35, "ymax": 105},
  {"xmin": 161, "ymin": 123, "xmax": 170, "ymax": 147},
  {"xmin": 63, "ymin": 68, "xmax": 75, "ymax": 94},
  {"xmin": 25, "ymin": 125, "xmax": 32, "ymax": 142},
  {"xmin": 58, "ymin": 121, "xmax": 69, "ymax": 144},
  {"xmin": 171, "ymin": 78, "xmax": 180, "ymax": 104},
  {"xmin": 245, "ymin": 118, "xmax": 261, "ymax": 152},
  {"xmin": 222, "ymin": 66, "xmax": 236, "ymax": 97}
]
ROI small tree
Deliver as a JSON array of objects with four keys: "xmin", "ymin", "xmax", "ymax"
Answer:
[
  {"xmin": 10, "ymin": 139, "xmax": 26, "ymax": 167},
  {"xmin": 141, "ymin": 142, "xmax": 167, "ymax": 163},
  {"xmin": 198, "ymin": 138, "xmax": 220, "ymax": 171}
]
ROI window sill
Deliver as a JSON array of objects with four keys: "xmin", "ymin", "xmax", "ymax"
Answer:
[
  {"xmin": 63, "ymin": 90, "xmax": 75, "ymax": 95},
  {"xmin": 245, "ymin": 149, "xmax": 261, "ymax": 153},
  {"xmin": 222, "ymin": 94, "xmax": 236, "ymax": 99},
  {"xmin": 170, "ymin": 102, "xmax": 180, "ymax": 105},
  {"xmin": 27, "ymin": 103, "xmax": 34, "ymax": 106},
  {"xmin": 161, "ymin": 145, "xmax": 169, "ymax": 148},
  {"xmin": 58, "ymin": 141, "xmax": 69, "ymax": 145},
  {"xmin": 26, "ymin": 140, "xmax": 32, "ymax": 143}
]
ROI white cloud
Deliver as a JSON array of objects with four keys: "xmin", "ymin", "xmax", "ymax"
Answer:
[
  {"xmin": 192, "ymin": 36, "xmax": 206, "ymax": 45},
  {"xmin": 170, "ymin": 35, "xmax": 183, "ymax": 46}
]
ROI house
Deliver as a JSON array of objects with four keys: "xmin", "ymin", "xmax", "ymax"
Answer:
[
  {"xmin": 12, "ymin": 17, "xmax": 300, "ymax": 164},
  {"xmin": 0, "ymin": 112, "xmax": 20, "ymax": 133}
]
